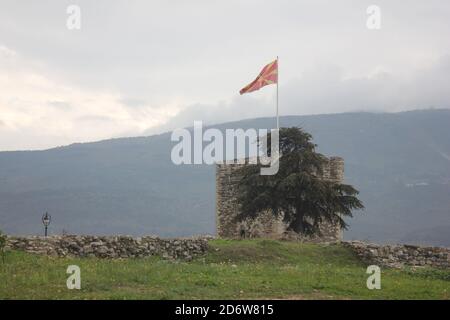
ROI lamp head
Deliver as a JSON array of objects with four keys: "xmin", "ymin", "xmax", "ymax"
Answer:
[{"xmin": 42, "ymin": 212, "xmax": 51, "ymax": 227}]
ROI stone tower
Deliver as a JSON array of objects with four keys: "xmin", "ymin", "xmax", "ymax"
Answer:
[{"xmin": 215, "ymin": 157, "xmax": 345, "ymax": 242}]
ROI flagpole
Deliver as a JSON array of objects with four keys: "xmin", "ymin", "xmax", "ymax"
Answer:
[{"xmin": 276, "ymin": 56, "xmax": 279, "ymax": 130}]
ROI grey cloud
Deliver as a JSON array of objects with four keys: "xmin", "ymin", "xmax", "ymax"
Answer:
[
  {"xmin": 119, "ymin": 98, "xmax": 148, "ymax": 108},
  {"xmin": 2, "ymin": 0, "xmax": 450, "ymax": 150},
  {"xmin": 151, "ymin": 55, "xmax": 450, "ymax": 133},
  {"xmin": 76, "ymin": 115, "xmax": 116, "ymax": 124},
  {"xmin": 2, "ymin": 1, "xmax": 450, "ymax": 100},
  {"xmin": 47, "ymin": 100, "xmax": 72, "ymax": 110}
]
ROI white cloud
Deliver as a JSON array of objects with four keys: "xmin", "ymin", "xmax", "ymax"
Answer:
[
  {"xmin": 0, "ymin": 45, "xmax": 17, "ymax": 59},
  {"xmin": 1, "ymin": 1, "xmax": 450, "ymax": 150},
  {"xmin": 0, "ymin": 45, "xmax": 179, "ymax": 150}
]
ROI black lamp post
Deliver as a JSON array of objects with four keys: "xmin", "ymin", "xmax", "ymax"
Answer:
[{"xmin": 42, "ymin": 212, "xmax": 51, "ymax": 237}]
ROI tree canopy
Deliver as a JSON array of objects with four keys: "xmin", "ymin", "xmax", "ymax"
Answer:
[{"xmin": 235, "ymin": 127, "xmax": 364, "ymax": 235}]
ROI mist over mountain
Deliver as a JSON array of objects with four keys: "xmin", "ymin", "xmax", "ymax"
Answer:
[{"xmin": 1, "ymin": 109, "xmax": 449, "ymax": 246}]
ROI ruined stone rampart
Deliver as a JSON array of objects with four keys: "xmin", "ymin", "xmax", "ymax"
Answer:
[
  {"xmin": 5, "ymin": 235, "xmax": 209, "ymax": 260},
  {"xmin": 343, "ymin": 241, "xmax": 450, "ymax": 268},
  {"xmin": 216, "ymin": 157, "xmax": 345, "ymax": 241}
]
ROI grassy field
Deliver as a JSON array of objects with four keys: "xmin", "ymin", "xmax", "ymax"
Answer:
[{"xmin": 0, "ymin": 239, "xmax": 449, "ymax": 299}]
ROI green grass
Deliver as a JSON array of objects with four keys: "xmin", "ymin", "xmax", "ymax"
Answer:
[{"xmin": 0, "ymin": 239, "xmax": 448, "ymax": 299}]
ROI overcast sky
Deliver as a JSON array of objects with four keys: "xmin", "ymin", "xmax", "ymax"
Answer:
[{"xmin": 1, "ymin": 0, "xmax": 450, "ymax": 150}]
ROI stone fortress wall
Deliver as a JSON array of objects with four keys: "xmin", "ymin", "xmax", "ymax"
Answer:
[
  {"xmin": 343, "ymin": 241, "xmax": 449, "ymax": 268},
  {"xmin": 4, "ymin": 235, "xmax": 449, "ymax": 268},
  {"xmin": 5, "ymin": 235, "xmax": 209, "ymax": 260},
  {"xmin": 216, "ymin": 156, "xmax": 345, "ymax": 242}
]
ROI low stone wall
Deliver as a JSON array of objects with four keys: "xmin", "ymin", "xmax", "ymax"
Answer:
[
  {"xmin": 343, "ymin": 241, "xmax": 450, "ymax": 269},
  {"xmin": 6, "ymin": 236, "xmax": 449, "ymax": 268},
  {"xmin": 5, "ymin": 235, "xmax": 209, "ymax": 260}
]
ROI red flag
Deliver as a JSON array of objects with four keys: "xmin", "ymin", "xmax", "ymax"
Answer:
[{"xmin": 240, "ymin": 59, "xmax": 278, "ymax": 95}]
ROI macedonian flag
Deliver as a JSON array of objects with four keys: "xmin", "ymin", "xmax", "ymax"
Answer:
[{"xmin": 240, "ymin": 59, "xmax": 278, "ymax": 95}]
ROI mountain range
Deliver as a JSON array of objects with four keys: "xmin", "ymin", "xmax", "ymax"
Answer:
[{"xmin": 1, "ymin": 109, "xmax": 450, "ymax": 246}]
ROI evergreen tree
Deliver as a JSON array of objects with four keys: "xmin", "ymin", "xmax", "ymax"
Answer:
[{"xmin": 236, "ymin": 127, "xmax": 364, "ymax": 235}]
